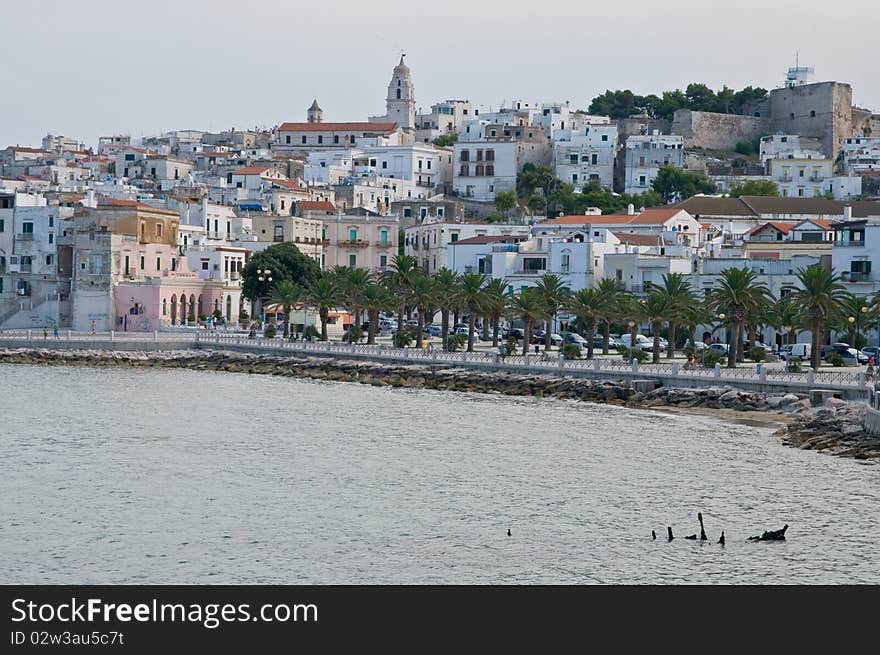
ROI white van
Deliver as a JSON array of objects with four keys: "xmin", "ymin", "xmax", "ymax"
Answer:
[
  {"xmin": 618, "ymin": 333, "xmax": 654, "ymax": 352},
  {"xmin": 780, "ymin": 343, "xmax": 810, "ymax": 360}
]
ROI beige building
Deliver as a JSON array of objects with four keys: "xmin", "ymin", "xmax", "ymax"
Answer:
[
  {"xmin": 251, "ymin": 214, "xmax": 323, "ymax": 264},
  {"xmin": 321, "ymin": 214, "xmax": 400, "ymax": 273}
]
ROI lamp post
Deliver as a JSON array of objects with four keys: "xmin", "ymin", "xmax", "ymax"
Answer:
[{"xmin": 256, "ymin": 268, "xmax": 272, "ymax": 327}]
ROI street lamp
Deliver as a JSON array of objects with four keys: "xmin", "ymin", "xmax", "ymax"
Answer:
[{"xmin": 256, "ymin": 268, "xmax": 272, "ymax": 326}]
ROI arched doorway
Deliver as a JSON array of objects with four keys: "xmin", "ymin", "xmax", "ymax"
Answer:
[
  {"xmin": 162, "ymin": 298, "xmax": 167, "ymax": 317},
  {"xmin": 170, "ymin": 295, "xmax": 177, "ymax": 324}
]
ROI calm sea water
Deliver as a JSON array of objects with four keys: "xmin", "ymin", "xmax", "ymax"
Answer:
[{"xmin": 1, "ymin": 363, "xmax": 877, "ymax": 584}]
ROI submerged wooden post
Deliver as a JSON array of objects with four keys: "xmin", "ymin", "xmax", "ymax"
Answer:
[
  {"xmin": 698, "ymin": 512, "xmax": 707, "ymax": 541},
  {"xmin": 667, "ymin": 526, "xmax": 674, "ymax": 541}
]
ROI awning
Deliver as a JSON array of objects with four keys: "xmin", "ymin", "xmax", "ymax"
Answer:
[{"xmin": 239, "ymin": 203, "xmax": 262, "ymax": 211}]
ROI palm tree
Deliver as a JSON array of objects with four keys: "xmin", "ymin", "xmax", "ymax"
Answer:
[
  {"xmin": 680, "ymin": 299, "xmax": 714, "ymax": 353},
  {"xmin": 643, "ymin": 291, "xmax": 673, "ymax": 364},
  {"xmin": 534, "ymin": 273, "xmax": 571, "ymax": 351},
  {"xmin": 362, "ymin": 282, "xmax": 394, "ymax": 345},
  {"xmin": 789, "ymin": 266, "xmax": 847, "ymax": 370},
  {"xmin": 408, "ymin": 274, "xmax": 436, "ymax": 348},
  {"xmin": 455, "ymin": 272, "xmax": 486, "ymax": 352},
  {"xmin": 432, "ymin": 268, "xmax": 458, "ymax": 346},
  {"xmin": 707, "ymin": 267, "xmax": 772, "ymax": 368},
  {"xmin": 656, "ymin": 273, "xmax": 694, "ymax": 358},
  {"xmin": 334, "ymin": 266, "xmax": 373, "ymax": 341},
  {"xmin": 596, "ymin": 278, "xmax": 627, "ymax": 355},
  {"xmin": 482, "ymin": 278, "xmax": 509, "ymax": 347},
  {"xmin": 268, "ymin": 280, "xmax": 302, "ymax": 339},
  {"xmin": 618, "ymin": 294, "xmax": 646, "ymax": 357},
  {"xmin": 567, "ymin": 288, "xmax": 603, "ymax": 359},
  {"xmin": 305, "ymin": 272, "xmax": 340, "ymax": 341},
  {"xmin": 382, "ymin": 255, "xmax": 418, "ymax": 338},
  {"xmin": 508, "ymin": 288, "xmax": 546, "ymax": 355},
  {"xmin": 836, "ymin": 293, "xmax": 874, "ymax": 348},
  {"xmin": 769, "ymin": 295, "xmax": 803, "ymax": 345}
]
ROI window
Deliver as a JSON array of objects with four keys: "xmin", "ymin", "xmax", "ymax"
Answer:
[
  {"xmin": 459, "ymin": 164, "xmax": 469, "ymax": 176},
  {"xmin": 396, "ymin": 88, "xmax": 401, "ymax": 99},
  {"xmin": 286, "ymin": 135, "xmax": 291, "ymax": 144},
  {"xmin": 810, "ymin": 110, "xmax": 816, "ymax": 117},
  {"xmin": 475, "ymin": 164, "xmax": 484, "ymax": 176},
  {"xmin": 48, "ymin": 233, "xmax": 53, "ymax": 244},
  {"xmin": 485, "ymin": 165, "xmax": 494, "ymax": 176},
  {"xmin": 476, "ymin": 149, "xmax": 483, "ymax": 161},
  {"xmin": 420, "ymin": 208, "xmax": 428, "ymax": 219},
  {"xmin": 427, "ymin": 160, "xmax": 431, "ymax": 170},
  {"xmin": 201, "ymin": 261, "xmax": 209, "ymax": 270},
  {"xmin": 150, "ymin": 167, "xmax": 156, "ymax": 176},
  {"xmin": 382, "ymin": 161, "xmax": 387, "ymax": 169},
  {"xmin": 591, "ymin": 153, "xmax": 598, "ymax": 165},
  {"xmin": 171, "ymin": 258, "xmax": 177, "ymax": 271},
  {"xmin": 403, "ymin": 207, "xmax": 412, "ymax": 218},
  {"xmin": 301, "ymin": 136, "xmax": 307, "ymax": 144},
  {"xmin": 639, "ymin": 175, "xmax": 646, "ymax": 186},
  {"xmin": 156, "ymin": 257, "xmax": 161, "ymax": 271},
  {"xmin": 124, "ymin": 256, "xmax": 130, "ymax": 276},
  {"xmin": 790, "ymin": 113, "xmax": 795, "ymax": 119},
  {"xmin": 274, "ymin": 225, "xmax": 284, "ymax": 242},
  {"xmin": 460, "ymin": 150, "xmax": 469, "ymax": 161},
  {"xmin": 0, "ymin": 219, "xmax": 4, "ymax": 232},
  {"xmin": 572, "ymin": 174, "xmax": 578, "ymax": 184},
  {"xmin": 437, "ymin": 207, "xmax": 444, "ymax": 218},
  {"xmin": 140, "ymin": 256, "xmax": 145, "ymax": 270},
  {"xmin": 380, "ymin": 229, "xmax": 388, "ymax": 244},
  {"xmin": 280, "ymin": 200, "xmax": 285, "ymax": 210},
  {"xmin": 380, "ymin": 255, "xmax": 387, "ymax": 268},
  {"xmin": 46, "ymin": 254, "xmax": 53, "ymax": 266},
  {"xmin": 156, "ymin": 223, "xmax": 163, "ymax": 237},
  {"xmin": 333, "ymin": 135, "xmax": 339, "ymax": 144},
  {"xmin": 570, "ymin": 154, "xmax": 578, "ymax": 164},
  {"xmin": 48, "ymin": 215, "xmax": 54, "ymax": 227},
  {"xmin": 125, "ymin": 153, "xmax": 135, "ymax": 161},
  {"xmin": 349, "ymin": 254, "xmax": 357, "ymax": 267},
  {"xmin": 22, "ymin": 222, "xmax": 34, "ymax": 234},
  {"xmin": 601, "ymin": 134, "xmax": 608, "ymax": 142},
  {"xmin": 450, "ymin": 233, "xmax": 459, "ymax": 242}
]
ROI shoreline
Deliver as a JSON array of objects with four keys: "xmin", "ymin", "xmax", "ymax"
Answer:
[{"xmin": 2, "ymin": 346, "xmax": 878, "ymax": 462}]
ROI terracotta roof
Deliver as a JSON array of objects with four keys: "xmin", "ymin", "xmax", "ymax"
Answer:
[
  {"xmin": 277, "ymin": 122, "xmax": 397, "ymax": 133},
  {"xmin": 232, "ymin": 166, "xmax": 273, "ymax": 176},
  {"xmin": 796, "ymin": 218, "xmax": 835, "ymax": 230},
  {"xmin": 196, "ymin": 151, "xmax": 235, "ymax": 158},
  {"xmin": 450, "ymin": 235, "xmax": 521, "ymax": 245},
  {"xmin": 611, "ymin": 231, "xmax": 672, "ymax": 246},
  {"xmin": 300, "ymin": 200, "xmax": 336, "ymax": 212},
  {"xmin": 97, "ymin": 197, "xmax": 177, "ymax": 214},
  {"xmin": 7, "ymin": 146, "xmax": 49, "ymax": 154},
  {"xmin": 269, "ymin": 178, "xmax": 306, "ymax": 191},
  {"xmin": 541, "ymin": 208, "xmax": 684, "ymax": 226},
  {"xmin": 748, "ymin": 221, "xmax": 796, "ymax": 236},
  {"xmin": 675, "ymin": 195, "xmax": 880, "ymax": 219}
]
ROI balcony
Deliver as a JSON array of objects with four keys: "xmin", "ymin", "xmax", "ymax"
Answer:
[
  {"xmin": 340, "ymin": 239, "xmax": 370, "ymax": 248},
  {"xmin": 517, "ymin": 268, "xmax": 546, "ymax": 276},
  {"xmin": 376, "ymin": 240, "xmax": 394, "ymax": 249},
  {"xmin": 20, "ymin": 262, "xmax": 33, "ymax": 273},
  {"xmin": 841, "ymin": 271, "xmax": 872, "ymax": 283},
  {"xmin": 229, "ymin": 270, "xmax": 240, "ymax": 281},
  {"xmin": 834, "ymin": 239, "xmax": 865, "ymax": 247},
  {"xmin": 17, "ymin": 233, "xmax": 35, "ymax": 241}
]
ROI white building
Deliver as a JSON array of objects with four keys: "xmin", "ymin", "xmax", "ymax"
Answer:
[
  {"xmin": 452, "ymin": 137, "xmax": 517, "ymax": 201},
  {"xmin": 767, "ymin": 158, "xmax": 861, "ymax": 199},
  {"xmin": 415, "ymin": 99, "xmax": 477, "ymax": 143},
  {"xmin": 369, "ymin": 55, "xmax": 417, "ymax": 136},
  {"xmin": 553, "ymin": 122, "xmax": 618, "ymax": 188},
  {"xmin": 405, "ymin": 219, "xmax": 530, "ymax": 275},
  {"xmin": 831, "ymin": 214, "xmax": 880, "ymax": 295},
  {"xmin": 624, "ymin": 132, "xmax": 684, "ymax": 194},
  {"xmin": 759, "ymin": 134, "xmax": 824, "ymax": 165},
  {"xmin": 838, "ymin": 136, "xmax": 880, "ymax": 174}
]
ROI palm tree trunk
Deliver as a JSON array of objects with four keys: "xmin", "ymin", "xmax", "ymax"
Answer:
[
  {"xmin": 416, "ymin": 307, "xmax": 424, "ymax": 348},
  {"xmin": 368, "ymin": 309, "xmax": 377, "ymax": 345},
  {"xmin": 667, "ymin": 321, "xmax": 676, "ymax": 359},
  {"xmin": 467, "ymin": 314, "xmax": 476, "ymax": 352},
  {"xmin": 688, "ymin": 325, "xmax": 697, "ymax": 351},
  {"xmin": 523, "ymin": 322, "xmax": 531, "ymax": 356},
  {"xmin": 630, "ymin": 322, "xmax": 638, "ymax": 352},
  {"xmin": 441, "ymin": 309, "xmax": 450, "ymax": 348},
  {"xmin": 320, "ymin": 309, "xmax": 329, "ymax": 341},
  {"xmin": 481, "ymin": 316, "xmax": 489, "ymax": 341},
  {"xmin": 812, "ymin": 312, "xmax": 822, "ymax": 371},
  {"xmin": 492, "ymin": 316, "xmax": 500, "ymax": 348},
  {"xmin": 653, "ymin": 321, "xmax": 661, "ymax": 364},
  {"xmin": 727, "ymin": 318, "xmax": 738, "ymax": 368},
  {"xmin": 545, "ymin": 315, "xmax": 553, "ymax": 351},
  {"xmin": 602, "ymin": 321, "xmax": 610, "ymax": 355},
  {"xmin": 586, "ymin": 318, "xmax": 595, "ymax": 359},
  {"xmin": 283, "ymin": 310, "xmax": 290, "ymax": 339},
  {"xmin": 398, "ymin": 303, "xmax": 405, "ymax": 342}
]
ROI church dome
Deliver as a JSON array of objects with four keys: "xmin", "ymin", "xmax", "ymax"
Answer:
[{"xmin": 393, "ymin": 55, "xmax": 411, "ymax": 77}]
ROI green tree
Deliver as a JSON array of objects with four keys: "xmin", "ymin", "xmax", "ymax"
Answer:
[
  {"xmin": 432, "ymin": 268, "xmax": 458, "ymax": 348},
  {"xmin": 729, "ymin": 179, "xmax": 779, "ymax": 197},
  {"xmin": 362, "ymin": 282, "xmax": 394, "ymax": 345},
  {"xmin": 567, "ymin": 288, "xmax": 603, "ymax": 359},
  {"xmin": 268, "ymin": 279, "xmax": 302, "ymax": 339},
  {"xmin": 596, "ymin": 278, "xmax": 627, "ymax": 354},
  {"xmin": 482, "ymin": 278, "xmax": 509, "ymax": 347},
  {"xmin": 656, "ymin": 272, "xmax": 694, "ymax": 358},
  {"xmin": 305, "ymin": 272, "xmax": 341, "ymax": 341},
  {"xmin": 789, "ymin": 267, "xmax": 847, "ymax": 370},
  {"xmin": 617, "ymin": 295, "xmax": 646, "ymax": 355},
  {"xmin": 382, "ymin": 255, "xmax": 418, "ymax": 337},
  {"xmin": 707, "ymin": 268, "xmax": 773, "ymax": 368},
  {"xmin": 242, "ymin": 241, "xmax": 320, "ymax": 309},
  {"xmin": 432, "ymin": 133, "xmax": 459, "ymax": 147},
  {"xmin": 651, "ymin": 165, "xmax": 717, "ymax": 203},
  {"xmin": 516, "ymin": 163, "xmax": 556, "ymax": 199},
  {"xmin": 526, "ymin": 194, "xmax": 546, "ymax": 213},
  {"xmin": 642, "ymin": 292, "xmax": 674, "ymax": 364},
  {"xmin": 408, "ymin": 274, "xmax": 436, "ymax": 348},
  {"xmin": 534, "ymin": 273, "xmax": 571, "ymax": 351},
  {"xmin": 508, "ymin": 288, "xmax": 546, "ymax": 355},
  {"xmin": 334, "ymin": 266, "xmax": 374, "ymax": 340},
  {"xmin": 680, "ymin": 299, "xmax": 714, "ymax": 352},
  {"xmin": 494, "ymin": 190, "xmax": 517, "ymax": 216},
  {"xmin": 455, "ymin": 273, "xmax": 487, "ymax": 352}
]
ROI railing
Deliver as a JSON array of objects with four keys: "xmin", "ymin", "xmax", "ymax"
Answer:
[
  {"xmin": 376, "ymin": 240, "xmax": 394, "ymax": 249},
  {"xmin": 189, "ymin": 334, "xmax": 868, "ymax": 393},
  {"xmin": 841, "ymin": 271, "xmax": 871, "ymax": 282},
  {"xmin": 16, "ymin": 233, "xmax": 35, "ymax": 241},
  {"xmin": 834, "ymin": 240, "xmax": 864, "ymax": 247},
  {"xmin": 339, "ymin": 239, "xmax": 370, "ymax": 248},
  {"xmin": 20, "ymin": 263, "xmax": 32, "ymax": 273}
]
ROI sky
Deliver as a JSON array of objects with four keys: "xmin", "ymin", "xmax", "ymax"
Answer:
[{"xmin": 2, "ymin": 0, "xmax": 878, "ymax": 148}]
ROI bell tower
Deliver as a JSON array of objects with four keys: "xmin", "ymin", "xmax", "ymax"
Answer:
[
  {"xmin": 384, "ymin": 54, "xmax": 415, "ymax": 132},
  {"xmin": 307, "ymin": 99, "xmax": 323, "ymax": 124}
]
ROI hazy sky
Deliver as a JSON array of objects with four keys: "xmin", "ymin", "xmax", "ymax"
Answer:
[{"xmin": 2, "ymin": 0, "xmax": 877, "ymax": 148}]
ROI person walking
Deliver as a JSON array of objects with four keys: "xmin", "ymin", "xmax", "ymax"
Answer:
[
  {"xmin": 52, "ymin": 323, "xmax": 59, "ymax": 339},
  {"xmin": 91, "ymin": 320, "xmax": 97, "ymax": 335},
  {"xmin": 43, "ymin": 326, "xmax": 48, "ymax": 340}
]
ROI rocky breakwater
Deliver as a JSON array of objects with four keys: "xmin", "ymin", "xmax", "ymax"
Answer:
[{"xmin": 2, "ymin": 347, "xmax": 877, "ymax": 461}]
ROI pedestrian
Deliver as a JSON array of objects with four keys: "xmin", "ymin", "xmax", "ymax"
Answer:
[
  {"xmin": 43, "ymin": 326, "xmax": 48, "ymax": 340},
  {"xmin": 53, "ymin": 323, "xmax": 59, "ymax": 339},
  {"xmin": 867, "ymin": 357, "xmax": 875, "ymax": 382},
  {"xmin": 90, "ymin": 320, "xmax": 96, "ymax": 335}
]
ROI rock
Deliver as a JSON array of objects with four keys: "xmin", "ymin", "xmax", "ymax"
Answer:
[
  {"xmin": 779, "ymin": 394, "xmax": 800, "ymax": 406},
  {"xmin": 719, "ymin": 390, "xmax": 740, "ymax": 402}
]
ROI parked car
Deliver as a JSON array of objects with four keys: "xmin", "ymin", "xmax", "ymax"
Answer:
[
  {"xmin": 531, "ymin": 330, "xmax": 562, "ymax": 346},
  {"xmin": 507, "ymin": 328, "xmax": 525, "ymax": 341},
  {"xmin": 453, "ymin": 326, "xmax": 470, "ymax": 336},
  {"xmin": 562, "ymin": 332, "xmax": 587, "ymax": 346},
  {"xmin": 426, "ymin": 324, "xmax": 441, "ymax": 337},
  {"xmin": 826, "ymin": 342, "xmax": 868, "ymax": 365},
  {"xmin": 709, "ymin": 343, "xmax": 730, "ymax": 356},
  {"xmin": 780, "ymin": 343, "xmax": 810, "ymax": 361},
  {"xmin": 684, "ymin": 339, "xmax": 708, "ymax": 352},
  {"xmin": 861, "ymin": 346, "xmax": 880, "ymax": 362},
  {"xmin": 618, "ymin": 333, "xmax": 664, "ymax": 352}
]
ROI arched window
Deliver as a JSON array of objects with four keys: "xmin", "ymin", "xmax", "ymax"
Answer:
[
  {"xmin": 396, "ymin": 89, "xmax": 401, "ymax": 99},
  {"xmin": 162, "ymin": 298, "xmax": 167, "ymax": 316}
]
